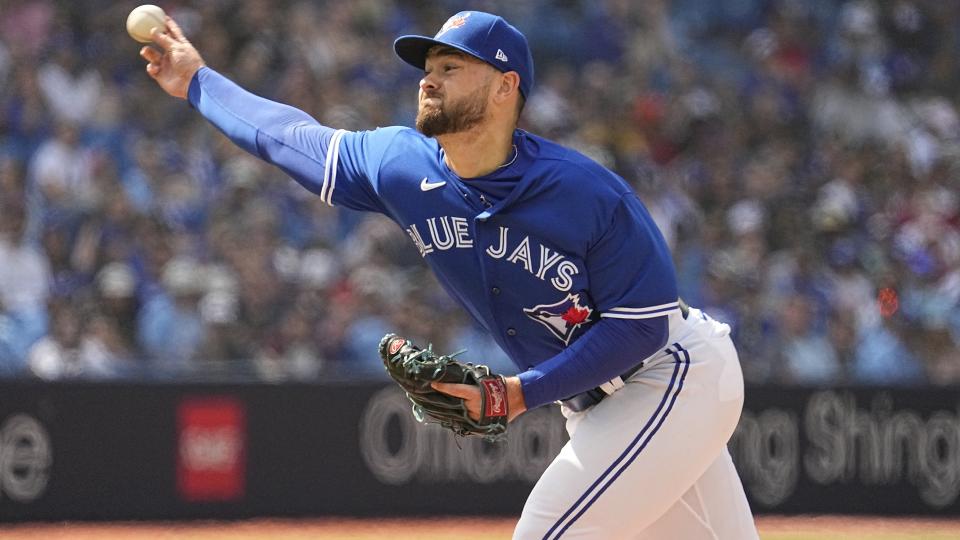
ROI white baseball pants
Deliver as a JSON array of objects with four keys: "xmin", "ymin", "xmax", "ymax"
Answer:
[{"xmin": 514, "ymin": 308, "xmax": 759, "ymax": 540}]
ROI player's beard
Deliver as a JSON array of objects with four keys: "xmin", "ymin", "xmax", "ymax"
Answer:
[{"xmin": 416, "ymin": 85, "xmax": 489, "ymax": 137}]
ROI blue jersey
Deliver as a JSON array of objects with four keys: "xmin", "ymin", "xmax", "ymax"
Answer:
[{"xmin": 189, "ymin": 68, "xmax": 679, "ymax": 408}]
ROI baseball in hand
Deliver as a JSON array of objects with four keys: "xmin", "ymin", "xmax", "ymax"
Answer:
[{"xmin": 126, "ymin": 4, "xmax": 166, "ymax": 43}]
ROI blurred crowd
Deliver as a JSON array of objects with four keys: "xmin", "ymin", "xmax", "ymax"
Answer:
[{"xmin": 0, "ymin": 0, "xmax": 958, "ymax": 386}]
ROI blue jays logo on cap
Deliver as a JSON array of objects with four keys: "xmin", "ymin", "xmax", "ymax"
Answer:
[
  {"xmin": 524, "ymin": 293, "xmax": 594, "ymax": 345},
  {"xmin": 393, "ymin": 11, "xmax": 535, "ymax": 98},
  {"xmin": 436, "ymin": 12, "xmax": 471, "ymax": 37}
]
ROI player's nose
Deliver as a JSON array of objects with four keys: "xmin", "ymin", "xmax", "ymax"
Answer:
[{"xmin": 419, "ymin": 73, "xmax": 439, "ymax": 93}]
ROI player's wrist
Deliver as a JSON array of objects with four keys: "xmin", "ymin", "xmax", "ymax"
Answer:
[
  {"xmin": 505, "ymin": 376, "xmax": 527, "ymax": 422},
  {"xmin": 177, "ymin": 61, "xmax": 205, "ymax": 99}
]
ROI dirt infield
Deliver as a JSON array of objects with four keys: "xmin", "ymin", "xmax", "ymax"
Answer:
[
  {"xmin": 1, "ymin": 516, "xmax": 958, "ymax": 539},
  {"xmin": 757, "ymin": 515, "xmax": 960, "ymax": 539},
  {"xmin": 0, "ymin": 518, "xmax": 515, "ymax": 540}
]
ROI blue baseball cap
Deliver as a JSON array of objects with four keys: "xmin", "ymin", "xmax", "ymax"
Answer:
[{"xmin": 394, "ymin": 11, "xmax": 534, "ymax": 98}]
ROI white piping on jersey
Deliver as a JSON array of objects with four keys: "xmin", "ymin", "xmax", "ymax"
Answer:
[
  {"xmin": 320, "ymin": 129, "xmax": 347, "ymax": 206},
  {"xmin": 600, "ymin": 301, "xmax": 679, "ymax": 319}
]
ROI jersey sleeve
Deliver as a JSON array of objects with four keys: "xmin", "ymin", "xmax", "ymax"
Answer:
[
  {"xmin": 588, "ymin": 193, "xmax": 679, "ymax": 318},
  {"xmin": 517, "ymin": 316, "xmax": 668, "ymax": 409},
  {"xmin": 326, "ymin": 128, "xmax": 407, "ymax": 213},
  {"xmin": 187, "ymin": 67, "xmax": 393, "ymax": 214}
]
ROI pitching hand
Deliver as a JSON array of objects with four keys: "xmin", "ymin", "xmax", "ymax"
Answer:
[{"xmin": 140, "ymin": 16, "xmax": 205, "ymax": 99}]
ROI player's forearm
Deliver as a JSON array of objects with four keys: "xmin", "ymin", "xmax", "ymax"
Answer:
[
  {"xmin": 516, "ymin": 316, "xmax": 668, "ymax": 410},
  {"xmin": 187, "ymin": 67, "xmax": 339, "ymax": 193}
]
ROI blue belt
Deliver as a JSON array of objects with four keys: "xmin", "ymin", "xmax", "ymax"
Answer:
[{"xmin": 560, "ymin": 299, "xmax": 690, "ymax": 413}]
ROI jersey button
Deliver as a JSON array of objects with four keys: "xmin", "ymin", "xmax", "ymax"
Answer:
[
  {"xmin": 492, "ymin": 287, "xmax": 501, "ymax": 295},
  {"xmin": 507, "ymin": 328, "xmax": 517, "ymax": 336}
]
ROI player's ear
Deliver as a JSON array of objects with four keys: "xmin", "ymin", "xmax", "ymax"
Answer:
[{"xmin": 494, "ymin": 71, "xmax": 521, "ymax": 105}]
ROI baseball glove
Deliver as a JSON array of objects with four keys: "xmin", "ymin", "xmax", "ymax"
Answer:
[{"xmin": 378, "ymin": 333, "xmax": 508, "ymax": 442}]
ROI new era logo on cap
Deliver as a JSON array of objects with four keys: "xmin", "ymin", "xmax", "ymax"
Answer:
[{"xmin": 393, "ymin": 10, "xmax": 535, "ymax": 98}]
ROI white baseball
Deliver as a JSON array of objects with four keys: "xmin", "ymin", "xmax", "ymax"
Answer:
[{"xmin": 126, "ymin": 4, "xmax": 167, "ymax": 44}]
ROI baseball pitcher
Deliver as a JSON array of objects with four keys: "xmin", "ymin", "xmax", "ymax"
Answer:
[{"xmin": 141, "ymin": 10, "xmax": 759, "ymax": 539}]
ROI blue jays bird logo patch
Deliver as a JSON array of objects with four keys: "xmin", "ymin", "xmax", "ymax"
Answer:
[
  {"xmin": 436, "ymin": 12, "xmax": 471, "ymax": 37},
  {"xmin": 524, "ymin": 293, "xmax": 594, "ymax": 345}
]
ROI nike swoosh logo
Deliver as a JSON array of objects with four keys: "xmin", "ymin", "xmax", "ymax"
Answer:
[{"xmin": 420, "ymin": 177, "xmax": 446, "ymax": 191}]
